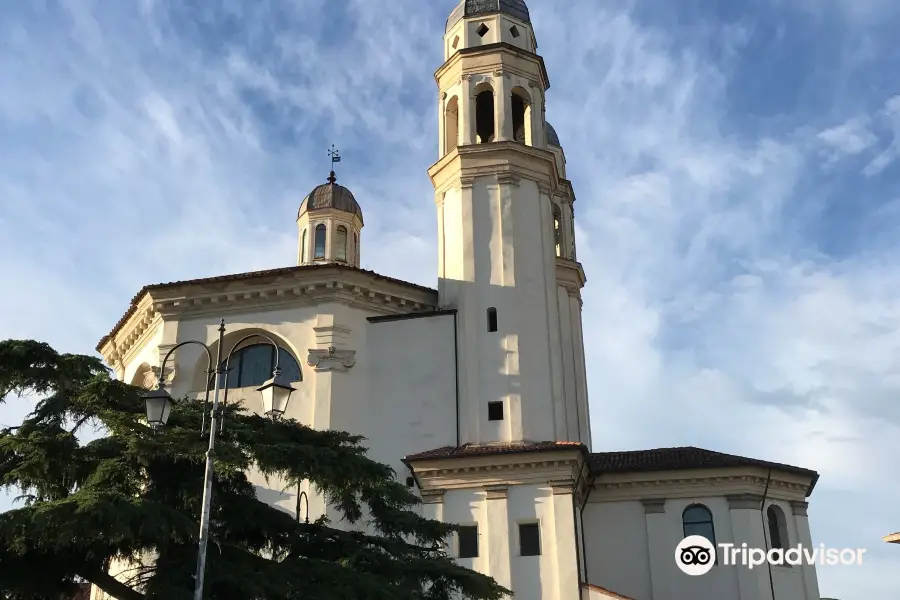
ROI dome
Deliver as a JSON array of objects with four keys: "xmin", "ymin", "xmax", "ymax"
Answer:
[
  {"xmin": 446, "ymin": 0, "xmax": 531, "ymax": 32},
  {"xmin": 298, "ymin": 172, "xmax": 364, "ymax": 224},
  {"xmin": 546, "ymin": 122, "xmax": 561, "ymax": 147}
]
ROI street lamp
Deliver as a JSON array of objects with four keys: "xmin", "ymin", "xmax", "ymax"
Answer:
[{"xmin": 141, "ymin": 320, "xmax": 296, "ymax": 600}]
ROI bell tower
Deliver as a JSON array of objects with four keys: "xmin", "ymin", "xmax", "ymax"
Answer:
[{"xmin": 429, "ymin": 0, "xmax": 591, "ymax": 449}]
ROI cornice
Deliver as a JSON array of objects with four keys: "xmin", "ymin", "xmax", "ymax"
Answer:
[
  {"xmin": 556, "ymin": 259, "xmax": 587, "ymax": 293},
  {"xmin": 428, "ymin": 142, "xmax": 560, "ymax": 196},
  {"xmin": 411, "ymin": 450, "xmax": 586, "ymax": 492},
  {"xmin": 104, "ymin": 273, "xmax": 438, "ymax": 368},
  {"xmin": 590, "ymin": 473, "xmax": 810, "ymax": 503},
  {"xmin": 435, "ymin": 42, "xmax": 550, "ymax": 92}
]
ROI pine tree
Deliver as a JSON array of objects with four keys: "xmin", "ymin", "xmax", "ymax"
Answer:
[{"xmin": 0, "ymin": 340, "xmax": 508, "ymax": 600}]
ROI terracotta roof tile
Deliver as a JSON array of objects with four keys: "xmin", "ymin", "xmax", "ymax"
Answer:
[
  {"xmin": 583, "ymin": 583, "xmax": 636, "ymax": 600},
  {"xmin": 404, "ymin": 441, "xmax": 587, "ymax": 462},
  {"xmin": 97, "ymin": 264, "xmax": 436, "ymax": 352},
  {"xmin": 590, "ymin": 446, "xmax": 819, "ymax": 494}
]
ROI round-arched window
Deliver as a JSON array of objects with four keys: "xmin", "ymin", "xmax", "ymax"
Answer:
[{"xmin": 214, "ymin": 344, "xmax": 302, "ymax": 390}]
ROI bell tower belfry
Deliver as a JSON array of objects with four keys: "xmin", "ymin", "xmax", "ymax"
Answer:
[{"xmin": 429, "ymin": 0, "xmax": 591, "ymax": 449}]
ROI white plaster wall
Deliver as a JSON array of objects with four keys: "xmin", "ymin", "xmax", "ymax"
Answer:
[
  {"xmin": 438, "ymin": 176, "xmax": 562, "ymax": 445},
  {"xmin": 583, "ymin": 495, "xmax": 821, "ymax": 600},
  {"xmin": 498, "ymin": 15, "xmax": 535, "ymax": 53},
  {"xmin": 466, "ymin": 15, "xmax": 500, "ymax": 46},
  {"xmin": 362, "ymin": 313, "xmax": 458, "ymax": 477},
  {"xmin": 443, "ymin": 484, "xmax": 580, "ymax": 600}
]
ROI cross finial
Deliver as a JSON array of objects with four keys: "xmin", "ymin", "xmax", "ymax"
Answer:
[{"xmin": 328, "ymin": 145, "xmax": 341, "ymax": 183}]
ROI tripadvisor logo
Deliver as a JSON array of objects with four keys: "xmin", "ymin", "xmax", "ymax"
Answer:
[{"xmin": 675, "ymin": 536, "xmax": 866, "ymax": 576}]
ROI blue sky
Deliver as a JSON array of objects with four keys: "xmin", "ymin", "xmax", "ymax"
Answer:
[{"xmin": 1, "ymin": 0, "xmax": 898, "ymax": 597}]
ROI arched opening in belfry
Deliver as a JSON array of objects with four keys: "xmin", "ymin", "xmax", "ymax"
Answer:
[
  {"xmin": 445, "ymin": 96, "xmax": 459, "ymax": 154},
  {"xmin": 475, "ymin": 89, "xmax": 495, "ymax": 144},
  {"xmin": 511, "ymin": 88, "xmax": 532, "ymax": 145},
  {"xmin": 553, "ymin": 203, "xmax": 563, "ymax": 258}
]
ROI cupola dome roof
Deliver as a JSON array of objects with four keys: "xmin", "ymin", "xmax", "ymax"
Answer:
[
  {"xmin": 446, "ymin": 0, "xmax": 531, "ymax": 32},
  {"xmin": 298, "ymin": 172, "xmax": 364, "ymax": 224}
]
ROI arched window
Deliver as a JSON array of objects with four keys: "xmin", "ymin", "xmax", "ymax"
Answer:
[
  {"xmin": 683, "ymin": 504, "xmax": 716, "ymax": 546},
  {"xmin": 475, "ymin": 89, "xmax": 495, "ymax": 144},
  {"xmin": 767, "ymin": 505, "xmax": 789, "ymax": 550},
  {"xmin": 314, "ymin": 224, "xmax": 327, "ymax": 259},
  {"xmin": 354, "ymin": 233, "xmax": 359, "ymax": 264},
  {"xmin": 511, "ymin": 89, "xmax": 532, "ymax": 145},
  {"xmin": 335, "ymin": 226, "xmax": 348, "ymax": 262},
  {"xmin": 445, "ymin": 96, "xmax": 459, "ymax": 154},
  {"xmin": 216, "ymin": 344, "xmax": 302, "ymax": 390},
  {"xmin": 553, "ymin": 204, "xmax": 563, "ymax": 257},
  {"xmin": 300, "ymin": 229, "xmax": 308, "ymax": 263}
]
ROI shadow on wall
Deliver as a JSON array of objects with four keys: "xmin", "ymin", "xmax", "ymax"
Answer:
[{"xmin": 254, "ymin": 484, "xmax": 295, "ymax": 518}]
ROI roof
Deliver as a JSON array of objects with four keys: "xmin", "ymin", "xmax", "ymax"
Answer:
[
  {"xmin": 447, "ymin": 0, "xmax": 531, "ymax": 32},
  {"xmin": 884, "ymin": 532, "xmax": 900, "ymax": 543},
  {"xmin": 404, "ymin": 444, "xmax": 818, "ymax": 494},
  {"xmin": 97, "ymin": 264, "xmax": 436, "ymax": 352},
  {"xmin": 591, "ymin": 446, "xmax": 819, "ymax": 494},
  {"xmin": 298, "ymin": 173, "xmax": 363, "ymax": 223},
  {"xmin": 547, "ymin": 122, "xmax": 561, "ymax": 147},
  {"xmin": 405, "ymin": 441, "xmax": 586, "ymax": 462},
  {"xmin": 582, "ymin": 583, "xmax": 636, "ymax": 600}
]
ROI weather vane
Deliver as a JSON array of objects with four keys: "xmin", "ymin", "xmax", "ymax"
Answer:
[{"xmin": 327, "ymin": 145, "xmax": 341, "ymax": 183}]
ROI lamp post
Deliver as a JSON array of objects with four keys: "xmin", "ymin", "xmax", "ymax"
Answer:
[{"xmin": 142, "ymin": 319, "xmax": 296, "ymax": 600}]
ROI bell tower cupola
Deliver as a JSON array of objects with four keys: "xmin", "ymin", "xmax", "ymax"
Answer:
[
  {"xmin": 297, "ymin": 171, "xmax": 364, "ymax": 268},
  {"xmin": 439, "ymin": 0, "xmax": 548, "ymax": 155}
]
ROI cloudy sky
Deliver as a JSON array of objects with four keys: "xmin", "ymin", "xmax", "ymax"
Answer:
[{"xmin": 1, "ymin": 0, "xmax": 898, "ymax": 596}]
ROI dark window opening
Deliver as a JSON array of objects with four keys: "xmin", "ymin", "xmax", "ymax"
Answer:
[
  {"xmin": 458, "ymin": 525, "xmax": 478, "ymax": 558},
  {"xmin": 475, "ymin": 90, "xmax": 495, "ymax": 143},
  {"xmin": 452, "ymin": 35, "xmax": 460, "ymax": 49},
  {"xmin": 512, "ymin": 93, "xmax": 527, "ymax": 144},
  {"xmin": 767, "ymin": 505, "xmax": 788, "ymax": 550},
  {"xmin": 510, "ymin": 26, "xmax": 520, "ymax": 38},
  {"xmin": 300, "ymin": 229, "xmax": 308, "ymax": 263},
  {"xmin": 335, "ymin": 226, "xmax": 348, "ymax": 262},
  {"xmin": 519, "ymin": 523, "xmax": 541, "ymax": 556},
  {"xmin": 553, "ymin": 205, "xmax": 562, "ymax": 257},
  {"xmin": 314, "ymin": 224, "xmax": 327, "ymax": 259},
  {"xmin": 405, "ymin": 476, "xmax": 415, "ymax": 488},
  {"xmin": 214, "ymin": 344, "xmax": 302, "ymax": 390},
  {"xmin": 488, "ymin": 401, "xmax": 504, "ymax": 421},
  {"xmin": 487, "ymin": 307, "xmax": 498, "ymax": 332},
  {"xmin": 683, "ymin": 504, "xmax": 717, "ymax": 564},
  {"xmin": 477, "ymin": 23, "xmax": 489, "ymax": 37}
]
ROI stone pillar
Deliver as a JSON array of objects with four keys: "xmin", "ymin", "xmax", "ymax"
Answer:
[
  {"xmin": 727, "ymin": 494, "xmax": 772, "ymax": 600},
  {"xmin": 642, "ymin": 498, "xmax": 669, "ymax": 600},
  {"xmin": 495, "ymin": 71, "xmax": 512, "ymax": 141},
  {"xmin": 551, "ymin": 482, "xmax": 580, "ymax": 600},
  {"xmin": 790, "ymin": 500, "xmax": 821, "ymax": 600},
  {"xmin": 462, "ymin": 75, "xmax": 475, "ymax": 145},
  {"xmin": 484, "ymin": 486, "xmax": 512, "ymax": 591}
]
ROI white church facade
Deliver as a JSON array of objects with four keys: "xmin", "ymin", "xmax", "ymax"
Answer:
[{"xmin": 93, "ymin": 2, "xmax": 823, "ymax": 599}]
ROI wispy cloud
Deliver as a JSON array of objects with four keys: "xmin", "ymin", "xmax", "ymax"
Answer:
[{"xmin": 1, "ymin": 1, "xmax": 899, "ymax": 597}]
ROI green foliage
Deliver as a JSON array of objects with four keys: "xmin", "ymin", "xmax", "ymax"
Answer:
[{"xmin": 0, "ymin": 340, "xmax": 508, "ymax": 600}]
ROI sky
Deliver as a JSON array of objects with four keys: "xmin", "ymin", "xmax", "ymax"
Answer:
[{"xmin": 1, "ymin": 0, "xmax": 898, "ymax": 597}]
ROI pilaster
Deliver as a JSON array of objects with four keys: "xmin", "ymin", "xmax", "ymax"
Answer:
[
  {"xmin": 642, "ymin": 498, "xmax": 669, "ymax": 600},
  {"xmin": 484, "ymin": 486, "xmax": 512, "ymax": 590},
  {"xmin": 727, "ymin": 494, "xmax": 772, "ymax": 600},
  {"xmin": 551, "ymin": 482, "xmax": 580, "ymax": 600},
  {"xmin": 495, "ymin": 70, "xmax": 512, "ymax": 141},
  {"xmin": 462, "ymin": 74, "xmax": 475, "ymax": 145},
  {"xmin": 789, "ymin": 501, "xmax": 820, "ymax": 600}
]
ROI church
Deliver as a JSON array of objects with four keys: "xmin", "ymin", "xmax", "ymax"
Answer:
[{"xmin": 92, "ymin": 2, "xmax": 823, "ymax": 599}]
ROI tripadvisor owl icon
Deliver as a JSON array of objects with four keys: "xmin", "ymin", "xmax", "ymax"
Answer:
[{"xmin": 676, "ymin": 535, "xmax": 716, "ymax": 576}]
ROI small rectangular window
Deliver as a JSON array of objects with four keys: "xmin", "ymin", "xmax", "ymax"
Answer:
[
  {"xmin": 458, "ymin": 525, "xmax": 478, "ymax": 558},
  {"xmin": 488, "ymin": 401, "xmax": 504, "ymax": 421},
  {"xmin": 405, "ymin": 476, "xmax": 415, "ymax": 488},
  {"xmin": 519, "ymin": 523, "xmax": 540, "ymax": 556},
  {"xmin": 487, "ymin": 307, "xmax": 498, "ymax": 332}
]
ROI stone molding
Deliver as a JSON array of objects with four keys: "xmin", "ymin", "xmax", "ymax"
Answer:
[
  {"xmin": 307, "ymin": 347, "xmax": 356, "ymax": 372},
  {"xmin": 549, "ymin": 479, "xmax": 575, "ymax": 495},
  {"xmin": 421, "ymin": 489, "xmax": 445, "ymax": 504},
  {"xmin": 484, "ymin": 485, "xmax": 508, "ymax": 499},
  {"xmin": 100, "ymin": 271, "xmax": 438, "ymax": 368},
  {"xmin": 790, "ymin": 500, "xmax": 809, "ymax": 516},
  {"xmin": 590, "ymin": 474, "xmax": 810, "ymax": 503},
  {"xmin": 641, "ymin": 498, "xmax": 666, "ymax": 514},
  {"xmin": 727, "ymin": 494, "xmax": 765, "ymax": 510}
]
